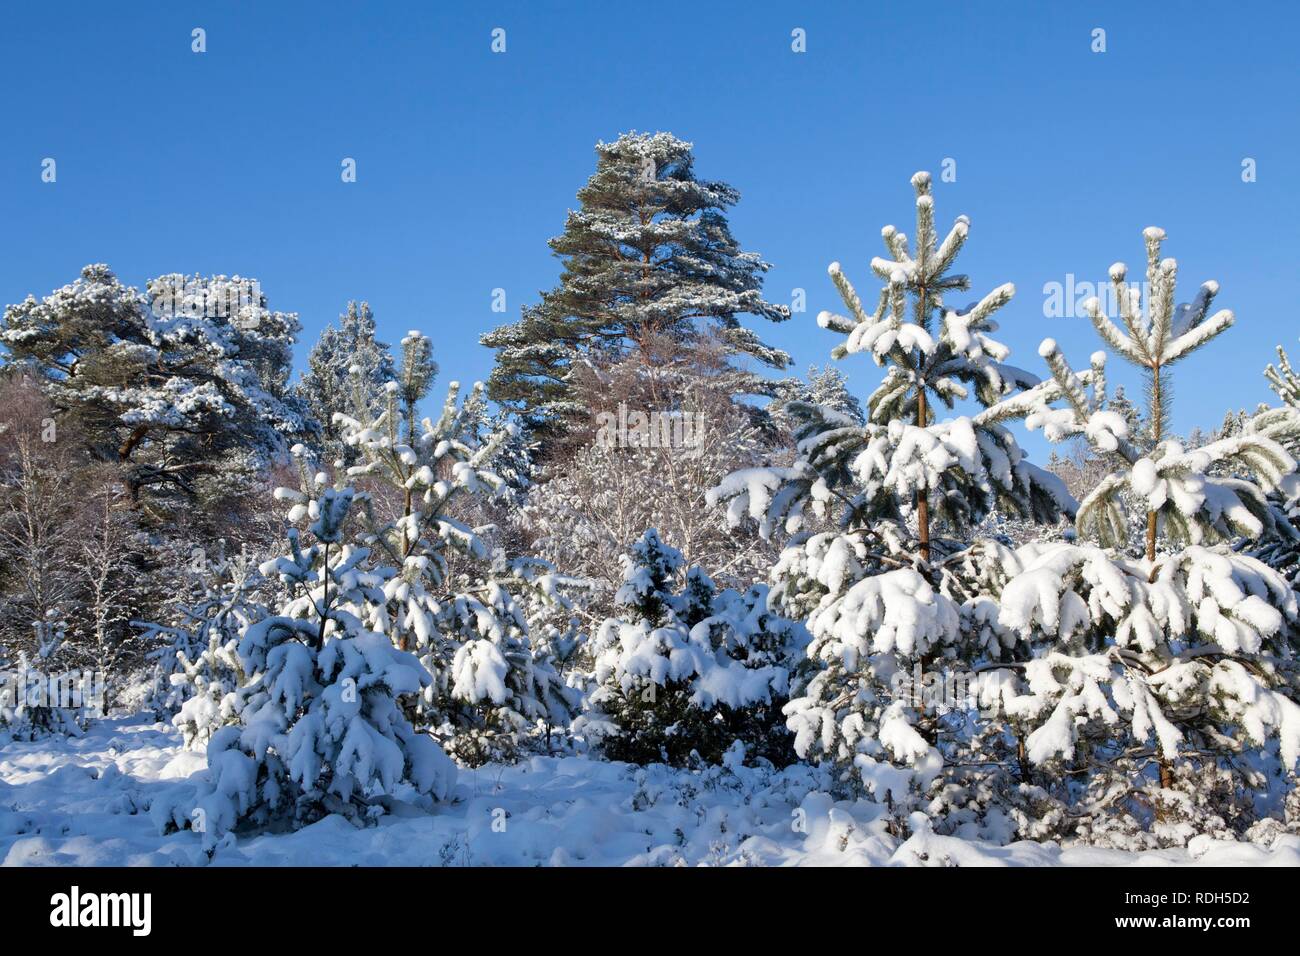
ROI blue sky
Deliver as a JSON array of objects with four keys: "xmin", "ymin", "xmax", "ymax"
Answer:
[{"xmin": 2, "ymin": 1, "xmax": 1297, "ymax": 454}]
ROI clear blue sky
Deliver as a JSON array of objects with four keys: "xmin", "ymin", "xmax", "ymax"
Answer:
[{"xmin": 2, "ymin": 1, "xmax": 1297, "ymax": 454}]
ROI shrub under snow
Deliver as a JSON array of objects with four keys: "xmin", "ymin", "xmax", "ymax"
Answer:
[
  {"xmin": 577, "ymin": 529, "xmax": 807, "ymax": 767},
  {"xmin": 155, "ymin": 473, "xmax": 454, "ymax": 851}
]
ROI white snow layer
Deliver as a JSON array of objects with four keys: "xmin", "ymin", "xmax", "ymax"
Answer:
[{"xmin": 2, "ymin": 717, "xmax": 1297, "ymax": 867}]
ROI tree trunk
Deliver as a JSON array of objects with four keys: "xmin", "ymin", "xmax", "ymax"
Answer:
[
  {"xmin": 1147, "ymin": 362, "xmax": 1173, "ymax": 795},
  {"xmin": 1145, "ymin": 363, "xmax": 1163, "ymax": 566},
  {"xmin": 916, "ymin": 385, "xmax": 931, "ymax": 564},
  {"xmin": 316, "ymin": 541, "xmax": 330, "ymax": 651},
  {"xmin": 117, "ymin": 425, "xmax": 149, "ymax": 461}
]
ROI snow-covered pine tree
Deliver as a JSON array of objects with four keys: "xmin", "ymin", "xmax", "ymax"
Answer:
[
  {"xmin": 156, "ymin": 544, "xmax": 272, "ymax": 749},
  {"xmin": 1265, "ymin": 344, "xmax": 1300, "ymax": 418},
  {"xmin": 294, "ymin": 301, "xmax": 399, "ymax": 469},
  {"xmin": 770, "ymin": 365, "xmax": 866, "ymax": 436},
  {"xmin": 1, "ymin": 611, "xmax": 85, "ymax": 738},
  {"xmin": 481, "ymin": 131, "xmax": 792, "ymax": 444},
  {"xmin": 1, "ymin": 265, "xmax": 311, "ymax": 519},
  {"xmin": 158, "ymin": 448, "xmax": 455, "ymax": 850},
  {"xmin": 576, "ymin": 528, "xmax": 807, "ymax": 767},
  {"xmin": 335, "ymin": 332, "xmax": 578, "ymax": 766},
  {"xmin": 987, "ymin": 227, "xmax": 1300, "ymax": 844},
  {"xmin": 1037, "ymin": 385, "xmax": 1154, "ymax": 558},
  {"xmin": 433, "ymin": 569, "xmax": 578, "ymax": 766},
  {"xmin": 471, "ymin": 409, "xmax": 536, "ymax": 502},
  {"xmin": 1248, "ymin": 341, "xmax": 1300, "ymax": 590},
  {"xmin": 709, "ymin": 172, "xmax": 1073, "ymax": 815}
]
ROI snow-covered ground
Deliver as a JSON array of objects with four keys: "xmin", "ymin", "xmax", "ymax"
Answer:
[{"xmin": 2, "ymin": 717, "xmax": 1298, "ymax": 867}]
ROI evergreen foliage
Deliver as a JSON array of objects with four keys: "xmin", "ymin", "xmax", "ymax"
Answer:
[
  {"xmin": 1, "ymin": 265, "xmax": 311, "ymax": 519},
  {"xmin": 294, "ymin": 301, "xmax": 397, "ymax": 468},
  {"xmin": 482, "ymin": 132, "xmax": 791, "ymax": 443},
  {"xmin": 336, "ymin": 333, "xmax": 578, "ymax": 766},
  {"xmin": 157, "ymin": 451, "xmax": 455, "ymax": 851},
  {"xmin": 578, "ymin": 529, "xmax": 806, "ymax": 767}
]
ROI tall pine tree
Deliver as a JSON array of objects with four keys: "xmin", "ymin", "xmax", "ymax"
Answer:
[
  {"xmin": 1248, "ymin": 341, "xmax": 1300, "ymax": 590},
  {"xmin": 156, "ymin": 449, "xmax": 456, "ymax": 851},
  {"xmin": 482, "ymin": 132, "xmax": 791, "ymax": 444},
  {"xmin": 1, "ymin": 265, "xmax": 310, "ymax": 518},
  {"xmin": 336, "ymin": 333, "xmax": 579, "ymax": 765},
  {"xmin": 294, "ymin": 301, "xmax": 399, "ymax": 468},
  {"xmin": 710, "ymin": 172, "xmax": 1072, "ymax": 818},
  {"xmin": 987, "ymin": 227, "xmax": 1300, "ymax": 843}
]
